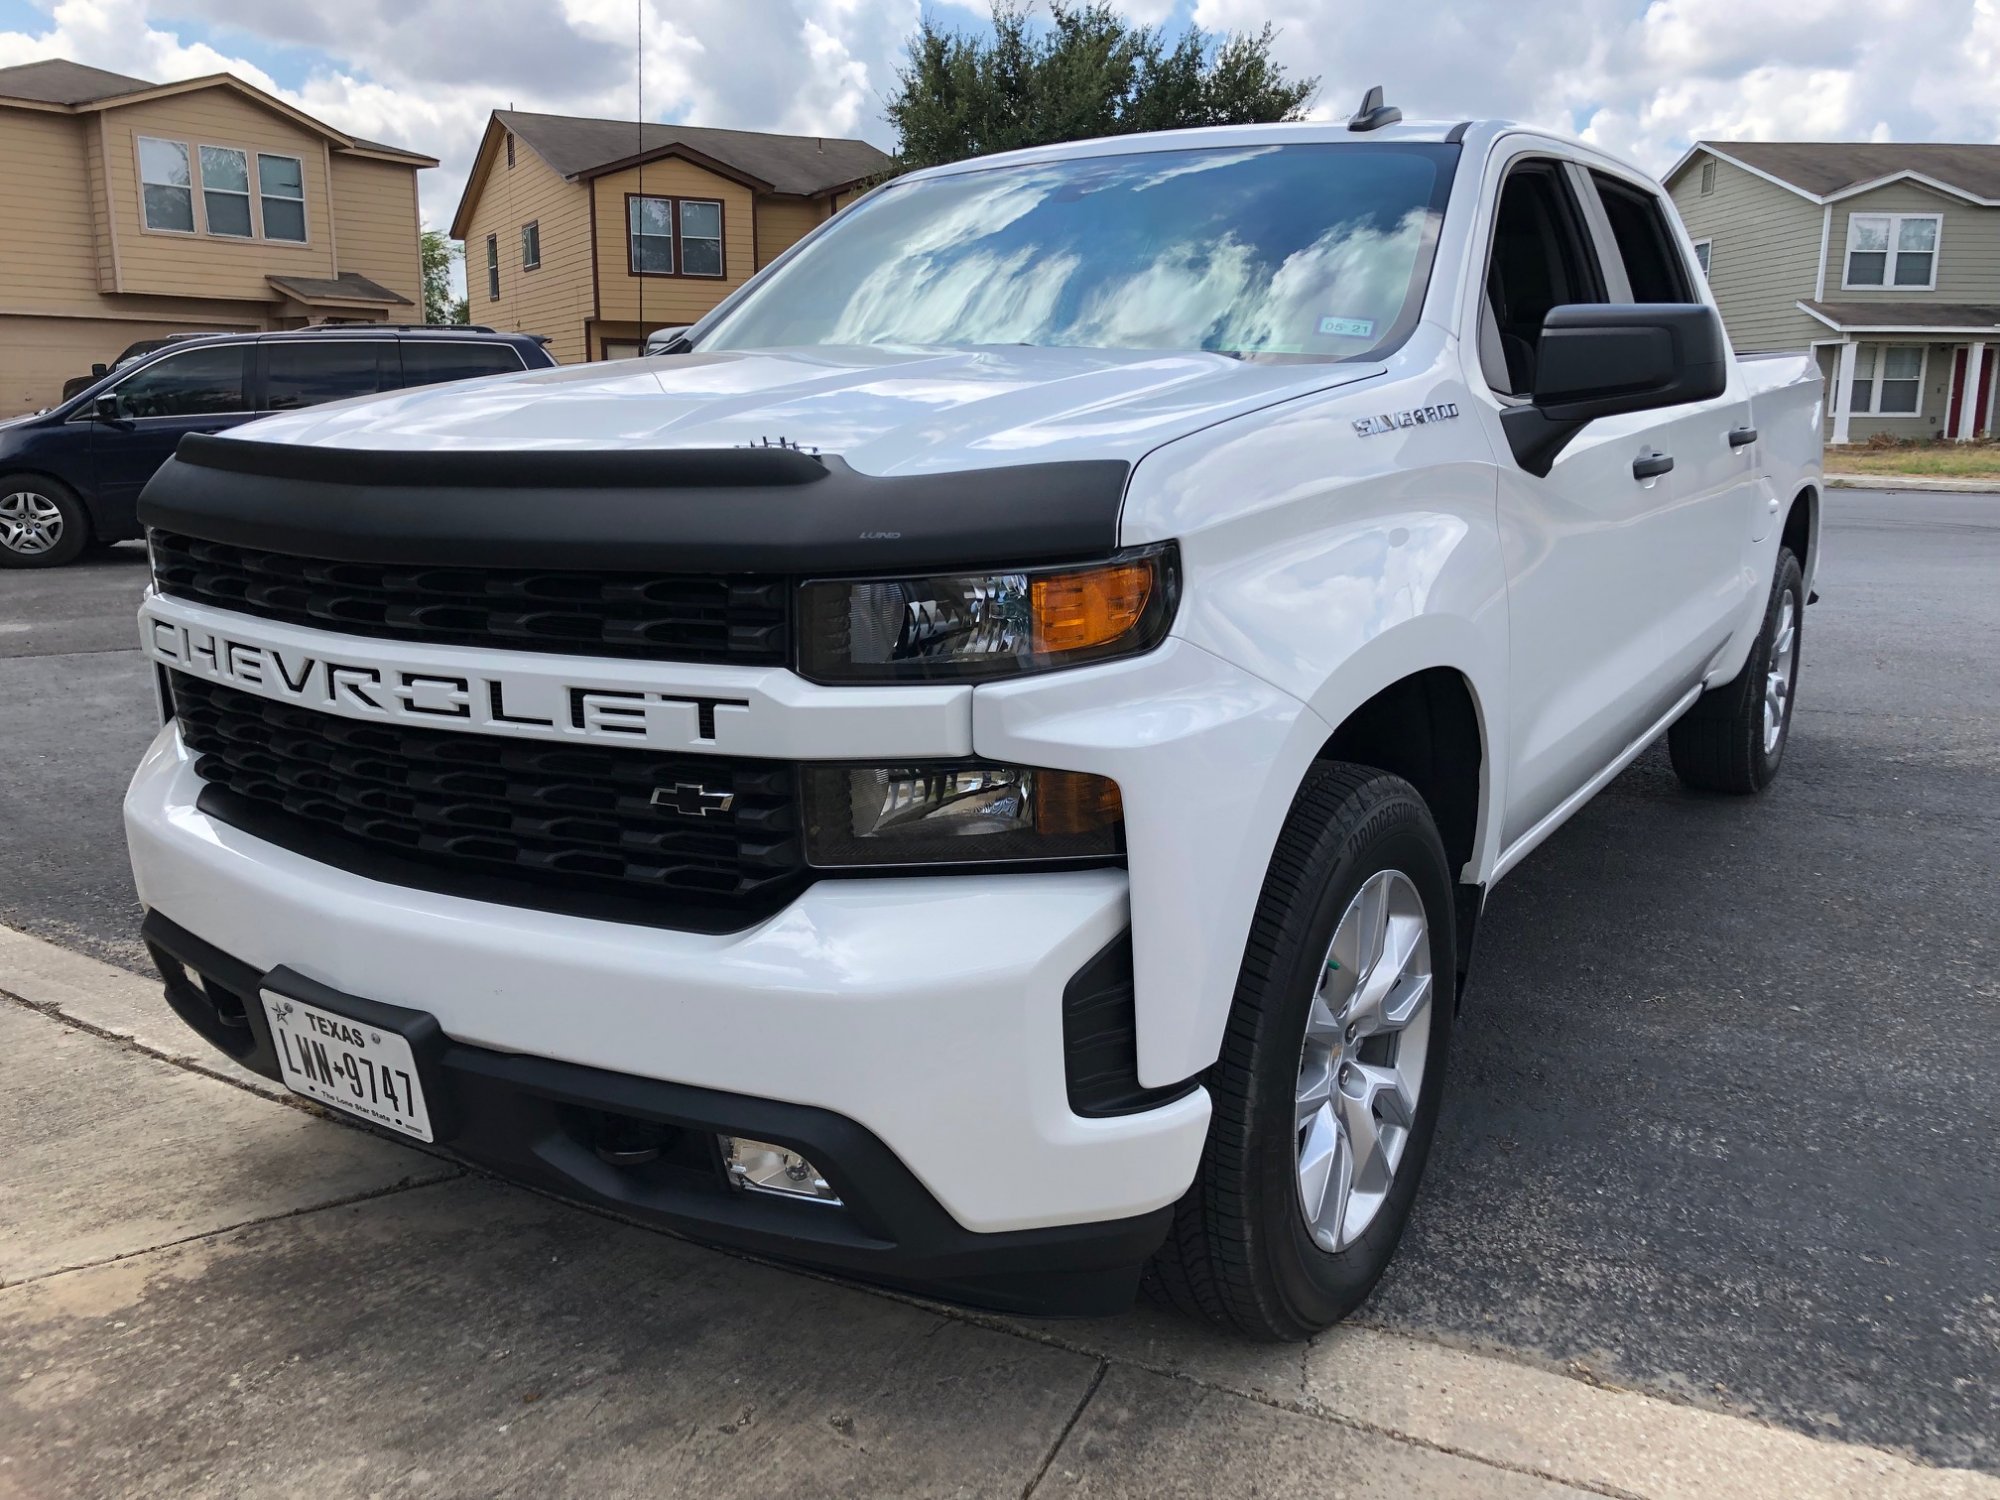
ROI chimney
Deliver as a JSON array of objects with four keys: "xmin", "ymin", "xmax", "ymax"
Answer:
[{"xmin": 816, "ymin": 137, "xmax": 823, "ymax": 153}]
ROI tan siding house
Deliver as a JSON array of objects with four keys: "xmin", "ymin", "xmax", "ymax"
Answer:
[
  {"xmin": 0, "ymin": 59, "xmax": 435, "ymax": 415},
  {"xmin": 452, "ymin": 110, "xmax": 890, "ymax": 363},
  {"xmin": 1665, "ymin": 140, "xmax": 2000, "ymax": 444}
]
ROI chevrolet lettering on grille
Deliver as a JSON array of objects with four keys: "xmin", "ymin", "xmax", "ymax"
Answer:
[{"xmin": 142, "ymin": 607, "xmax": 751, "ymax": 751}]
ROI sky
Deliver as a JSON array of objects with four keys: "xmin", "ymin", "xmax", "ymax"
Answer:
[{"xmin": 2, "ymin": 0, "xmax": 1996, "ymax": 245}]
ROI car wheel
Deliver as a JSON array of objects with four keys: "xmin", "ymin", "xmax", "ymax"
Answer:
[
  {"xmin": 1147, "ymin": 762, "xmax": 1457, "ymax": 1341},
  {"xmin": 1668, "ymin": 547, "xmax": 1804, "ymax": 794},
  {"xmin": 0, "ymin": 475, "xmax": 90, "ymax": 568}
]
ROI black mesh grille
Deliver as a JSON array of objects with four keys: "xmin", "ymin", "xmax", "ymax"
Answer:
[
  {"xmin": 150, "ymin": 531, "xmax": 789, "ymax": 665},
  {"xmin": 173, "ymin": 673, "xmax": 805, "ymax": 925}
]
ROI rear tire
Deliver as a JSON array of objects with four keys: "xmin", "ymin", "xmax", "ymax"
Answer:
[
  {"xmin": 1668, "ymin": 548, "xmax": 1803, "ymax": 794},
  {"xmin": 0, "ymin": 474, "xmax": 90, "ymax": 568},
  {"xmin": 1147, "ymin": 763, "xmax": 1456, "ymax": 1341}
]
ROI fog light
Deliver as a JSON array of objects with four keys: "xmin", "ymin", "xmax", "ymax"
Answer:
[{"xmin": 720, "ymin": 1136, "xmax": 841, "ymax": 1204}]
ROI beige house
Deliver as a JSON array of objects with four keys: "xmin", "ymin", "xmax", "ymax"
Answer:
[
  {"xmin": 0, "ymin": 58, "xmax": 436, "ymax": 415},
  {"xmin": 1666, "ymin": 141, "xmax": 2000, "ymax": 443},
  {"xmin": 451, "ymin": 111, "xmax": 890, "ymax": 364}
]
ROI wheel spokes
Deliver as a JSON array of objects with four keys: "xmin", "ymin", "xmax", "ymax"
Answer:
[
  {"xmin": 1294, "ymin": 868, "xmax": 1436, "ymax": 1251},
  {"xmin": 1296, "ymin": 1101, "xmax": 1351, "ymax": 1247}
]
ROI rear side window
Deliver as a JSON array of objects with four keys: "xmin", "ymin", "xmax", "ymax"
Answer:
[
  {"xmin": 263, "ymin": 341, "xmax": 395, "ymax": 411},
  {"xmin": 1591, "ymin": 173, "xmax": 1696, "ymax": 303},
  {"xmin": 108, "ymin": 345, "xmax": 248, "ymax": 418},
  {"xmin": 399, "ymin": 342, "xmax": 526, "ymax": 388}
]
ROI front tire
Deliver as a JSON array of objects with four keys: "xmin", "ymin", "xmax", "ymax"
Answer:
[
  {"xmin": 1147, "ymin": 763, "xmax": 1457, "ymax": 1341},
  {"xmin": 0, "ymin": 474, "xmax": 90, "ymax": 568},
  {"xmin": 1668, "ymin": 548, "xmax": 1804, "ymax": 794}
]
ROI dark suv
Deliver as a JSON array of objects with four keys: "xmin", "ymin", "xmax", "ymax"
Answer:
[{"xmin": 0, "ymin": 326, "xmax": 555, "ymax": 568}]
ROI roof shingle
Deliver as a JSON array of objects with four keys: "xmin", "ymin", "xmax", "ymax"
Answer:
[
  {"xmin": 1801, "ymin": 299, "xmax": 2000, "ymax": 332},
  {"xmin": 496, "ymin": 110, "xmax": 891, "ymax": 196},
  {"xmin": 0, "ymin": 58, "xmax": 153, "ymax": 106},
  {"xmin": 1705, "ymin": 141, "xmax": 2000, "ymax": 201},
  {"xmin": 268, "ymin": 272, "xmax": 413, "ymax": 307}
]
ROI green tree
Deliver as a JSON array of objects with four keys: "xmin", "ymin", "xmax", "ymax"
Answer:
[
  {"xmin": 421, "ymin": 230, "xmax": 461, "ymax": 325},
  {"xmin": 886, "ymin": 2, "xmax": 1318, "ymax": 172}
]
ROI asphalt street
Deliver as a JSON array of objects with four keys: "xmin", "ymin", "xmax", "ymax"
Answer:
[{"xmin": 2, "ymin": 490, "xmax": 1995, "ymax": 1473}]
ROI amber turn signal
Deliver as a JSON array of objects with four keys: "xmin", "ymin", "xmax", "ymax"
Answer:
[{"xmin": 1032, "ymin": 561, "xmax": 1155, "ymax": 654}]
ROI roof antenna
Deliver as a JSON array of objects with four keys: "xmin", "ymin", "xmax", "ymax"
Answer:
[
  {"xmin": 1347, "ymin": 85, "xmax": 1401, "ymax": 132},
  {"xmin": 635, "ymin": 0, "xmax": 644, "ymax": 347}
]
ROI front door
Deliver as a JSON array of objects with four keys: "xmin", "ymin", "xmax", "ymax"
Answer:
[
  {"xmin": 1471, "ymin": 157, "xmax": 1752, "ymax": 850},
  {"xmin": 89, "ymin": 343, "xmax": 257, "ymax": 528}
]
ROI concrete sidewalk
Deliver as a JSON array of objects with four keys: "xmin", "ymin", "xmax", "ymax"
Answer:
[{"xmin": 3, "ymin": 925, "xmax": 1994, "ymax": 1500}]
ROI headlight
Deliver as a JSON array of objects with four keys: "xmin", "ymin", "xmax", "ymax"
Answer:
[
  {"xmin": 802, "ymin": 763, "xmax": 1122, "ymax": 868},
  {"xmin": 797, "ymin": 545, "xmax": 1178, "ymax": 683}
]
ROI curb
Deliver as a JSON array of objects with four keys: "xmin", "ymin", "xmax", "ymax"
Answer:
[{"xmin": 1825, "ymin": 472, "xmax": 2000, "ymax": 493}]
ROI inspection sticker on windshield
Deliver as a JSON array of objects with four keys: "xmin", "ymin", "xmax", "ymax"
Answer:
[{"xmin": 1318, "ymin": 315, "xmax": 1376, "ymax": 338}]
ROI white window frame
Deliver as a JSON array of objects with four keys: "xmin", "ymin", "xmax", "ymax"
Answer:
[
  {"xmin": 137, "ymin": 135, "xmax": 196, "ymax": 234},
  {"xmin": 1849, "ymin": 343, "xmax": 1928, "ymax": 416},
  {"xmin": 1699, "ymin": 159, "xmax": 1716, "ymax": 196},
  {"xmin": 521, "ymin": 220, "xmax": 541, "ymax": 271},
  {"xmin": 257, "ymin": 152, "xmax": 308, "ymax": 243},
  {"xmin": 1842, "ymin": 212, "xmax": 1941, "ymax": 292},
  {"xmin": 198, "ymin": 143, "xmax": 254, "ymax": 239},
  {"xmin": 1691, "ymin": 238, "xmax": 1712, "ymax": 278}
]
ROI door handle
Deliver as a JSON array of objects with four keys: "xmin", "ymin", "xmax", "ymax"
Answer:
[
  {"xmin": 1728, "ymin": 426, "xmax": 1758, "ymax": 447},
  {"xmin": 1632, "ymin": 451, "xmax": 1675, "ymax": 480}
]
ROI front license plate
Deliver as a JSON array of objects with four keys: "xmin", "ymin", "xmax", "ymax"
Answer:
[{"xmin": 260, "ymin": 989, "xmax": 434, "ymax": 1142}]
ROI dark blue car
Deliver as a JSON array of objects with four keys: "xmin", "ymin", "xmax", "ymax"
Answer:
[{"xmin": 0, "ymin": 326, "xmax": 555, "ymax": 568}]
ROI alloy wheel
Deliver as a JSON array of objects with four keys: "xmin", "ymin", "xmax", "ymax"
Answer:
[
  {"xmin": 1763, "ymin": 590, "xmax": 1797, "ymax": 756},
  {"xmin": 1294, "ymin": 869, "xmax": 1433, "ymax": 1252},
  {"xmin": 0, "ymin": 491, "xmax": 65, "ymax": 556}
]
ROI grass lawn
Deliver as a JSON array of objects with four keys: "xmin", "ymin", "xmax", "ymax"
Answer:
[{"xmin": 1826, "ymin": 444, "xmax": 2000, "ymax": 480}]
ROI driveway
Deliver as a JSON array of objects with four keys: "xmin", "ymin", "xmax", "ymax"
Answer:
[{"xmin": 2, "ymin": 490, "xmax": 1996, "ymax": 1491}]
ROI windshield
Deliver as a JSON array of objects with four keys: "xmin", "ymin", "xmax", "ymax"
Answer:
[{"xmin": 700, "ymin": 142, "xmax": 1456, "ymax": 361}]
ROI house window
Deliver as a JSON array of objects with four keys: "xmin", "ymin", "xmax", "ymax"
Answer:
[
  {"xmin": 627, "ymin": 195, "xmax": 725, "ymax": 278},
  {"xmin": 629, "ymin": 196, "xmax": 674, "ymax": 274},
  {"xmin": 138, "ymin": 137, "xmax": 194, "ymax": 232},
  {"xmin": 679, "ymin": 200, "xmax": 723, "ymax": 276},
  {"xmin": 521, "ymin": 221, "xmax": 541, "ymax": 271},
  {"xmin": 485, "ymin": 234, "xmax": 500, "ymax": 300},
  {"xmin": 1845, "ymin": 213, "xmax": 1939, "ymax": 289},
  {"xmin": 199, "ymin": 146, "xmax": 252, "ymax": 237},
  {"xmin": 258, "ymin": 154, "xmax": 307, "ymax": 242},
  {"xmin": 1850, "ymin": 344, "xmax": 1925, "ymax": 415},
  {"xmin": 1699, "ymin": 159, "xmax": 1715, "ymax": 196},
  {"xmin": 506, "ymin": 132, "xmax": 515, "ymax": 169},
  {"xmin": 1692, "ymin": 239, "xmax": 1712, "ymax": 277}
]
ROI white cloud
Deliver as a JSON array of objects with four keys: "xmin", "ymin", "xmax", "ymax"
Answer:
[
  {"xmin": 4, "ymin": 0, "xmax": 1996, "ymax": 257},
  {"xmin": 1192, "ymin": 0, "xmax": 2000, "ymax": 171}
]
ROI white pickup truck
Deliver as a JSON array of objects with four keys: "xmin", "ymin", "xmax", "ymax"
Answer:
[{"xmin": 125, "ymin": 105, "xmax": 1823, "ymax": 1340}]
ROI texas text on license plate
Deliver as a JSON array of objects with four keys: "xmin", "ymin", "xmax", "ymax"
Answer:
[{"xmin": 260, "ymin": 989, "xmax": 434, "ymax": 1142}]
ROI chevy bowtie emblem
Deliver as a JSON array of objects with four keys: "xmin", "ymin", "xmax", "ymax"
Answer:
[{"xmin": 652, "ymin": 783, "xmax": 736, "ymax": 817}]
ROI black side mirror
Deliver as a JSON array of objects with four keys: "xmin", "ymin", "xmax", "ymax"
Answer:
[
  {"xmin": 1502, "ymin": 303, "xmax": 1728, "ymax": 475},
  {"xmin": 91, "ymin": 362, "xmax": 108, "ymax": 377},
  {"xmin": 91, "ymin": 394, "xmax": 123, "ymax": 423}
]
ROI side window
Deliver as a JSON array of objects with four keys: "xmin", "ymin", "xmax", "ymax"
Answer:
[
  {"xmin": 264, "ymin": 342, "xmax": 395, "ymax": 411},
  {"xmin": 107, "ymin": 346, "xmax": 248, "ymax": 418},
  {"xmin": 1590, "ymin": 173, "xmax": 1696, "ymax": 303},
  {"xmin": 1481, "ymin": 162, "xmax": 1605, "ymax": 398},
  {"xmin": 399, "ymin": 343, "xmax": 526, "ymax": 388}
]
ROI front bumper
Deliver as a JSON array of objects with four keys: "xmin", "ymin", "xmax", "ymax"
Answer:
[
  {"xmin": 125, "ymin": 726, "xmax": 1211, "ymax": 1305},
  {"xmin": 144, "ymin": 912, "xmax": 1173, "ymax": 1316}
]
